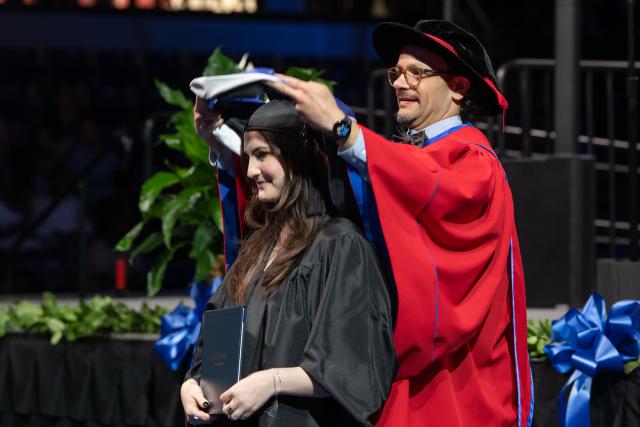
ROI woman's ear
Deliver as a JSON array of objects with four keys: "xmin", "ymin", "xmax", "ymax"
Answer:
[{"xmin": 449, "ymin": 76, "xmax": 470, "ymax": 102}]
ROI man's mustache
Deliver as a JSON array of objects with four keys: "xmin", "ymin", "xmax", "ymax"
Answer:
[{"xmin": 396, "ymin": 91, "xmax": 419, "ymax": 101}]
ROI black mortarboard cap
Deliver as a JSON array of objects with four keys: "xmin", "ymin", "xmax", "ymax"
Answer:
[{"xmin": 245, "ymin": 100, "xmax": 305, "ymax": 138}]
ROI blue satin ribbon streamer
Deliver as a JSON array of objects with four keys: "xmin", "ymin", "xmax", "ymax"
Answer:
[
  {"xmin": 544, "ymin": 293, "xmax": 640, "ymax": 427},
  {"xmin": 154, "ymin": 277, "xmax": 222, "ymax": 371}
]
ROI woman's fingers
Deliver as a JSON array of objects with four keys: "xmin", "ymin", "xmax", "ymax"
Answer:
[
  {"xmin": 195, "ymin": 96, "xmax": 220, "ymax": 115},
  {"xmin": 222, "ymin": 399, "xmax": 236, "ymax": 418},
  {"xmin": 195, "ymin": 99, "xmax": 217, "ymax": 121},
  {"xmin": 185, "ymin": 393, "xmax": 212, "ymax": 424},
  {"xmin": 195, "ymin": 115, "xmax": 218, "ymax": 136},
  {"xmin": 194, "ymin": 96, "xmax": 208, "ymax": 112},
  {"xmin": 221, "ymin": 391, "xmax": 247, "ymax": 421},
  {"xmin": 193, "ymin": 96, "xmax": 224, "ymax": 156},
  {"xmin": 189, "ymin": 383, "xmax": 209, "ymax": 410},
  {"xmin": 218, "ymin": 371, "xmax": 276, "ymax": 421},
  {"xmin": 229, "ymin": 409, "xmax": 247, "ymax": 421},
  {"xmin": 219, "ymin": 387, "xmax": 232, "ymax": 403},
  {"xmin": 187, "ymin": 407, "xmax": 212, "ymax": 424},
  {"xmin": 181, "ymin": 380, "xmax": 214, "ymax": 424},
  {"xmin": 194, "ymin": 97, "xmax": 222, "ymax": 128},
  {"xmin": 222, "ymin": 400, "xmax": 250, "ymax": 421}
]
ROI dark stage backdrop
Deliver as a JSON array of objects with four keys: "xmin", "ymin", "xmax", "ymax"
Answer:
[{"xmin": 1, "ymin": 334, "xmax": 639, "ymax": 426}]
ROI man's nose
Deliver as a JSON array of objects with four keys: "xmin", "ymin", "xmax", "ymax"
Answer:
[{"xmin": 392, "ymin": 72, "xmax": 409, "ymax": 90}]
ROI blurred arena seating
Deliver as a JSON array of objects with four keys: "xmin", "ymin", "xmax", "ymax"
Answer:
[
  {"xmin": 0, "ymin": 48, "xmax": 225, "ymax": 294},
  {"xmin": 0, "ymin": 45, "xmax": 374, "ymax": 295}
]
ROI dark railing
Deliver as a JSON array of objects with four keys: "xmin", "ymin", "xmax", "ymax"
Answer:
[
  {"xmin": 495, "ymin": 59, "xmax": 640, "ymax": 258},
  {"xmin": 357, "ymin": 67, "xmax": 396, "ymax": 138},
  {"xmin": 359, "ymin": 60, "xmax": 640, "ymax": 259}
]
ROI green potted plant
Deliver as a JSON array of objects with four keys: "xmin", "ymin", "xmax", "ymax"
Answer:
[{"xmin": 0, "ymin": 292, "xmax": 168, "ymax": 344}]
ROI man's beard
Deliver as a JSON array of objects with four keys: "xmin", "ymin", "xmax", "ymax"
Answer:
[
  {"xmin": 396, "ymin": 111, "xmax": 416, "ymax": 128},
  {"xmin": 395, "ymin": 89, "xmax": 420, "ymax": 128}
]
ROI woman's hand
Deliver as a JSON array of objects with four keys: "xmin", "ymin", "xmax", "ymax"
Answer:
[
  {"xmin": 180, "ymin": 379, "xmax": 215, "ymax": 425},
  {"xmin": 194, "ymin": 96, "xmax": 223, "ymax": 157},
  {"xmin": 220, "ymin": 370, "xmax": 274, "ymax": 421}
]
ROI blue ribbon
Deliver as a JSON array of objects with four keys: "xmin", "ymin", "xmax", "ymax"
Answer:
[
  {"xmin": 544, "ymin": 293, "xmax": 640, "ymax": 427},
  {"xmin": 154, "ymin": 277, "xmax": 222, "ymax": 371}
]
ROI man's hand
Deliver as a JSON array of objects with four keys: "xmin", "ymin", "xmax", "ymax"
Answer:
[
  {"xmin": 194, "ymin": 97, "xmax": 223, "ymax": 157},
  {"xmin": 266, "ymin": 74, "xmax": 360, "ymax": 149},
  {"xmin": 180, "ymin": 379, "xmax": 216, "ymax": 425},
  {"xmin": 266, "ymin": 74, "xmax": 346, "ymax": 133},
  {"xmin": 219, "ymin": 370, "xmax": 274, "ymax": 421}
]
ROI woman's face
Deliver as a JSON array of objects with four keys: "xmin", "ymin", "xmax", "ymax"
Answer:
[{"xmin": 243, "ymin": 131, "xmax": 286, "ymax": 203}]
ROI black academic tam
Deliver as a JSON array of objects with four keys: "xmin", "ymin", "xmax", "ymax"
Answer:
[{"xmin": 373, "ymin": 19, "xmax": 509, "ymax": 118}]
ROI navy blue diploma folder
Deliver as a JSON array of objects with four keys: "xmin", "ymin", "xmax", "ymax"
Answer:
[{"xmin": 200, "ymin": 306, "xmax": 245, "ymax": 414}]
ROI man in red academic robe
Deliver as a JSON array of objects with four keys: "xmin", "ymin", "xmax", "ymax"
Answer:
[{"xmin": 269, "ymin": 20, "xmax": 533, "ymax": 427}]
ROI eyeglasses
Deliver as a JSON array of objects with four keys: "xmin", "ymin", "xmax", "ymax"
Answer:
[{"xmin": 387, "ymin": 66, "xmax": 452, "ymax": 89}]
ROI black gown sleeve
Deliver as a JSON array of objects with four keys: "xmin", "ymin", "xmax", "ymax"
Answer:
[{"xmin": 299, "ymin": 228, "xmax": 396, "ymax": 426}]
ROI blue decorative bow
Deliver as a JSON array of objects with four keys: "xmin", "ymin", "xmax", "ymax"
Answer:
[
  {"xmin": 544, "ymin": 293, "xmax": 640, "ymax": 427},
  {"xmin": 154, "ymin": 277, "xmax": 222, "ymax": 371}
]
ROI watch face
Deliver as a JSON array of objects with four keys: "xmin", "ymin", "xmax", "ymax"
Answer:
[{"xmin": 334, "ymin": 118, "xmax": 351, "ymax": 138}]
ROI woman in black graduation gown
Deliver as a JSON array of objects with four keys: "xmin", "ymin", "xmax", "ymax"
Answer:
[{"xmin": 180, "ymin": 100, "xmax": 396, "ymax": 427}]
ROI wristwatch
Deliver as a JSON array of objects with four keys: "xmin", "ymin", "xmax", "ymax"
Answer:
[{"xmin": 331, "ymin": 116, "xmax": 352, "ymax": 142}]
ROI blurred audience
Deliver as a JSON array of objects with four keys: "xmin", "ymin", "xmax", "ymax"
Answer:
[
  {"xmin": 0, "ymin": 46, "xmax": 372, "ymax": 294},
  {"xmin": 1, "ymin": 47, "xmax": 224, "ymax": 294}
]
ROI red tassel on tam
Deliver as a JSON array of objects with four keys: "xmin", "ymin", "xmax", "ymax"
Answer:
[{"xmin": 483, "ymin": 77, "xmax": 509, "ymax": 131}]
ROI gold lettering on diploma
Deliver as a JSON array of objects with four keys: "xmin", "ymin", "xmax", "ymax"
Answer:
[{"xmin": 211, "ymin": 352, "xmax": 227, "ymax": 367}]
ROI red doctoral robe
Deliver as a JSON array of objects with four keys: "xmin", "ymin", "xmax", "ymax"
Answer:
[{"xmin": 361, "ymin": 125, "xmax": 533, "ymax": 427}]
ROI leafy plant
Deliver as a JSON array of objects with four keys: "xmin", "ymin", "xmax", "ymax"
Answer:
[
  {"xmin": 284, "ymin": 66, "xmax": 336, "ymax": 91},
  {"xmin": 0, "ymin": 293, "xmax": 168, "ymax": 345},
  {"xmin": 115, "ymin": 48, "xmax": 337, "ymax": 296},
  {"xmin": 115, "ymin": 48, "xmax": 238, "ymax": 296},
  {"xmin": 527, "ymin": 319, "xmax": 552, "ymax": 360},
  {"xmin": 624, "ymin": 355, "xmax": 640, "ymax": 375}
]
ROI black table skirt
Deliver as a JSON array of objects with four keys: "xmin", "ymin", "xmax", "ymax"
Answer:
[
  {"xmin": 0, "ymin": 334, "xmax": 185, "ymax": 427},
  {"xmin": 1, "ymin": 334, "xmax": 639, "ymax": 426},
  {"xmin": 532, "ymin": 360, "xmax": 640, "ymax": 427}
]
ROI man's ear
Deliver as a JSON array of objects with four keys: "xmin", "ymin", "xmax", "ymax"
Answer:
[{"xmin": 449, "ymin": 76, "xmax": 470, "ymax": 101}]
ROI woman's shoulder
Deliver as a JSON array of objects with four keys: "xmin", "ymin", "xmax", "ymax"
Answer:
[
  {"xmin": 302, "ymin": 217, "xmax": 368, "ymax": 261},
  {"xmin": 316, "ymin": 217, "xmax": 364, "ymax": 240}
]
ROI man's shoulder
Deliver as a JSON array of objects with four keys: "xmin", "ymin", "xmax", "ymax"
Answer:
[
  {"xmin": 441, "ymin": 124, "xmax": 492, "ymax": 146},
  {"xmin": 435, "ymin": 125, "xmax": 497, "ymax": 157}
]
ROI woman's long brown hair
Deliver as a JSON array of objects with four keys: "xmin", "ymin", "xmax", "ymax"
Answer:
[{"xmin": 226, "ymin": 129, "xmax": 333, "ymax": 304}]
